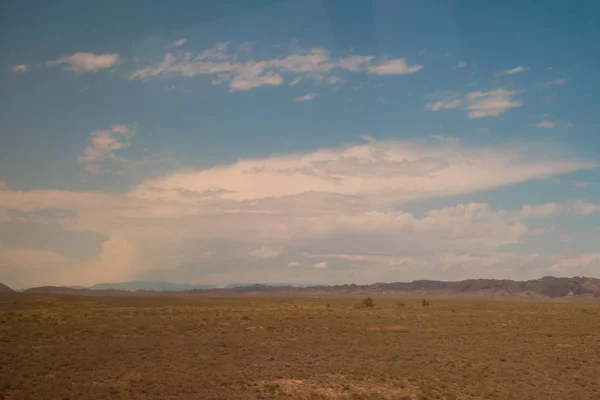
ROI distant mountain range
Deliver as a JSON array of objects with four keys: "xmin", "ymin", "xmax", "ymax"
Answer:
[
  {"xmin": 5, "ymin": 276, "xmax": 600, "ymax": 298},
  {"xmin": 22, "ymin": 286, "xmax": 91, "ymax": 293},
  {"xmin": 16, "ymin": 281, "xmax": 316, "ymax": 293},
  {"xmin": 19, "ymin": 281, "xmax": 215, "ymax": 293},
  {"xmin": 198, "ymin": 276, "xmax": 600, "ymax": 299},
  {"xmin": 89, "ymin": 281, "xmax": 215, "ymax": 291},
  {"xmin": 224, "ymin": 283, "xmax": 319, "ymax": 289}
]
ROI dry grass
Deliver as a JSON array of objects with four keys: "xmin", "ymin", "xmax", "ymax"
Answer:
[{"xmin": 1, "ymin": 293, "xmax": 600, "ymax": 399}]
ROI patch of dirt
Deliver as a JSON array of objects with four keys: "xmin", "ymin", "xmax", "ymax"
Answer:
[
  {"xmin": 367, "ymin": 325, "xmax": 410, "ymax": 333},
  {"xmin": 261, "ymin": 375, "xmax": 418, "ymax": 399}
]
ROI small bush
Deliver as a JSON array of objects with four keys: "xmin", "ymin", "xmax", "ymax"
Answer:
[
  {"xmin": 361, "ymin": 297, "xmax": 375, "ymax": 308},
  {"xmin": 421, "ymin": 299, "xmax": 430, "ymax": 307},
  {"xmin": 397, "ymin": 302, "xmax": 405, "ymax": 308}
]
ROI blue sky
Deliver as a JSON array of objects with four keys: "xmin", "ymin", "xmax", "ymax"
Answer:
[{"xmin": 1, "ymin": 0, "xmax": 599, "ymax": 288}]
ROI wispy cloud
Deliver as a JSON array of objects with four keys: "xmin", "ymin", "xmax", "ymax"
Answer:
[
  {"xmin": 537, "ymin": 120, "xmax": 555, "ymax": 128},
  {"xmin": 465, "ymin": 89, "xmax": 522, "ymax": 118},
  {"xmin": 456, "ymin": 62, "xmax": 468, "ymax": 68},
  {"xmin": 12, "ymin": 64, "xmax": 28, "ymax": 72},
  {"xmin": 426, "ymin": 98, "xmax": 463, "ymax": 111},
  {"xmin": 138, "ymin": 136, "xmax": 594, "ymax": 205},
  {"xmin": 537, "ymin": 78, "xmax": 567, "ymax": 87},
  {"xmin": 572, "ymin": 182, "xmax": 588, "ymax": 189},
  {"xmin": 47, "ymin": 52, "xmax": 120, "ymax": 73},
  {"xmin": 130, "ymin": 43, "xmax": 422, "ymax": 91},
  {"xmin": 77, "ymin": 125, "xmax": 134, "ymax": 174},
  {"xmin": 520, "ymin": 200, "xmax": 600, "ymax": 218},
  {"xmin": 338, "ymin": 55, "xmax": 374, "ymax": 71},
  {"xmin": 289, "ymin": 77, "xmax": 302, "ymax": 86},
  {"xmin": 313, "ymin": 261, "xmax": 329, "ymax": 269},
  {"xmin": 494, "ymin": 65, "xmax": 529, "ymax": 77},
  {"xmin": 171, "ymin": 38, "xmax": 187, "ymax": 47},
  {"xmin": 294, "ymin": 93, "xmax": 317, "ymax": 102},
  {"xmin": 567, "ymin": 200, "xmax": 600, "ymax": 215},
  {"xmin": 427, "ymin": 89, "xmax": 522, "ymax": 118},
  {"xmin": 229, "ymin": 73, "xmax": 283, "ymax": 91},
  {"xmin": 250, "ymin": 246, "xmax": 283, "ymax": 259},
  {"xmin": 366, "ymin": 58, "xmax": 423, "ymax": 75}
]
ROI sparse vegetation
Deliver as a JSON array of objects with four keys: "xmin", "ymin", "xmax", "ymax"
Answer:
[
  {"xmin": 1, "ymin": 293, "xmax": 600, "ymax": 399},
  {"xmin": 421, "ymin": 299, "xmax": 430, "ymax": 307},
  {"xmin": 362, "ymin": 296, "xmax": 375, "ymax": 308}
]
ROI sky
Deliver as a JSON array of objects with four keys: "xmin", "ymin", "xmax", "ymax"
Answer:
[{"xmin": 1, "ymin": 0, "xmax": 600, "ymax": 289}]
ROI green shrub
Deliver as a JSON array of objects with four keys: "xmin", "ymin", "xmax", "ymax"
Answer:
[
  {"xmin": 361, "ymin": 297, "xmax": 375, "ymax": 308},
  {"xmin": 421, "ymin": 299, "xmax": 430, "ymax": 307}
]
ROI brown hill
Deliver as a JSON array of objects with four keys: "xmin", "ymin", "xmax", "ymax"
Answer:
[
  {"xmin": 0, "ymin": 282, "xmax": 14, "ymax": 293},
  {"xmin": 23, "ymin": 286, "xmax": 89, "ymax": 293},
  {"xmin": 194, "ymin": 276, "xmax": 600, "ymax": 299}
]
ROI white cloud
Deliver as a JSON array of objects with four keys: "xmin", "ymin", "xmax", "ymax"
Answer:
[
  {"xmin": 566, "ymin": 200, "xmax": 600, "ymax": 215},
  {"xmin": 456, "ymin": 62, "xmax": 468, "ymax": 68},
  {"xmin": 367, "ymin": 58, "xmax": 423, "ymax": 75},
  {"xmin": 551, "ymin": 253, "xmax": 600, "ymax": 270},
  {"xmin": 272, "ymin": 48, "xmax": 332, "ymax": 74},
  {"xmin": 426, "ymin": 98, "xmax": 463, "ymax": 111},
  {"xmin": 494, "ymin": 65, "xmax": 529, "ymax": 77},
  {"xmin": 171, "ymin": 38, "xmax": 187, "ymax": 47},
  {"xmin": 131, "ymin": 45, "xmax": 237, "ymax": 80},
  {"xmin": 229, "ymin": 73, "xmax": 283, "ymax": 91},
  {"xmin": 77, "ymin": 125, "xmax": 135, "ymax": 174},
  {"xmin": 465, "ymin": 89, "xmax": 522, "ymax": 118},
  {"xmin": 130, "ymin": 43, "xmax": 422, "ymax": 91},
  {"xmin": 0, "ymin": 137, "xmax": 597, "ymax": 288},
  {"xmin": 0, "ymin": 237, "xmax": 134, "ymax": 289},
  {"xmin": 47, "ymin": 52, "xmax": 121, "ymax": 73},
  {"xmin": 136, "ymin": 137, "xmax": 595, "ymax": 206},
  {"xmin": 520, "ymin": 202, "xmax": 564, "ymax": 218},
  {"xmin": 313, "ymin": 261, "xmax": 329, "ymax": 269},
  {"xmin": 294, "ymin": 93, "xmax": 317, "ymax": 102},
  {"xmin": 338, "ymin": 55, "xmax": 374, "ymax": 72},
  {"xmin": 12, "ymin": 64, "xmax": 28, "ymax": 72},
  {"xmin": 287, "ymin": 261, "xmax": 301, "ymax": 267},
  {"xmin": 537, "ymin": 120, "xmax": 555, "ymax": 128},
  {"xmin": 519, "ymin": 200, "xmax": 600, "ymax": 218},
  {"xmin": 427, "ymin": 89, "xmax": 522, "ymax": 118},
  {"xmin": 572, "ymin": 182, "xmax": 588, "ymax": 189},
  {"xmin": 250, "ymin": 246, "xmax": 283, "ymax": 259}
]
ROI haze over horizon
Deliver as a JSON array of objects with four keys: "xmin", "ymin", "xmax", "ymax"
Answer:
[{"xmin": 2, "ymin": 0, "xmax": 600, "ymax": 289}]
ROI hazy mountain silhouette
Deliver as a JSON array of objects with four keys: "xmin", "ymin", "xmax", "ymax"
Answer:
[
  {"xmin": 0, "ymin": 282, "xmax": 14, "ymax": 293},
  {"xmin": 198, "ymin": 276, "xmax": 600, "ymax": 299},
  {"xmin": 16, "ymin": 277, "xmax": 600, "ymax": 298},
  {"xmin": 89, "ymin": 281, "xmax": 214, "ymax": 291}
]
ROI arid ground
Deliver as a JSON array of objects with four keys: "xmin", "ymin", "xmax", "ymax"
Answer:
[{"xmin": 1, "ymin": 293, "xmax": 600, "ymax": 399}]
